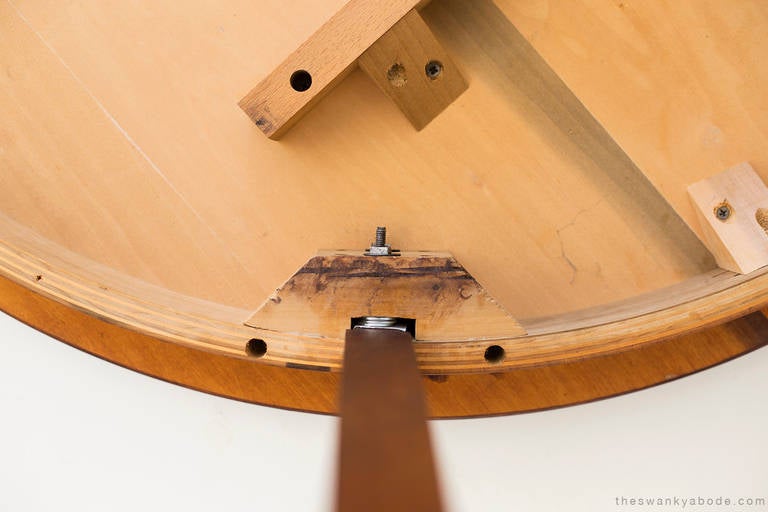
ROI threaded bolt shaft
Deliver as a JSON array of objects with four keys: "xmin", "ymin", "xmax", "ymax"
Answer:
[{"xmin": 375, "ymin": 227, "xmax": 387, "ymax": 247}]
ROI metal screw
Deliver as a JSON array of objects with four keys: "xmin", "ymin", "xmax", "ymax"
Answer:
[
  {"xmin": 714, "ymin": 201, "xmax": 732, "ymax": 222},
  {"xmin": 425, "ymin": 60, "xmax": 443, "ymax": 80}
]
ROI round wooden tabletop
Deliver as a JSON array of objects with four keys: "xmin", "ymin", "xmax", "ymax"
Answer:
[{"xmin": 2, "ymin": 0, "xmax": 768, "ymax": 415}]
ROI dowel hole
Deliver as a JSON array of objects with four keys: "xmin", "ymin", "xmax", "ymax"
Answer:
[
  {"xmin": 290, "ymin": 70, "xmax": 313, "ymax": 92},
  {"xmin": 387, "ymin": 63, "xmax": 407, "ymax": 88},
  {"xmin": 484, "ymin": 345, "xmax": 505, "ymax": 364},
  {"xmin": 246, "ymin": 338, "xmax": 268, "ymax": 358},
  {"xmin": 425, "ymin": 60, "xmax": 443, "ymax": 80}
]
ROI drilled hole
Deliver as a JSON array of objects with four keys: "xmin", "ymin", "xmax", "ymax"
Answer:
[
  {"xmin": 290, "ymin": 70, "xmax": 313, "ymax": 92},
  {"xmin": 484, "ymin": 345, "xmax": 505, "ymax": 364},
  {"xmin": 246, "ymin": 338, "xmax": 267, "ymax": 358},
  {"xmin": 425, "ymin": 60, "xmax": 443, "ymax": 80},
  {"xmin": 387, "ymin": 63, "xmax": 407, "ymax": 87}
]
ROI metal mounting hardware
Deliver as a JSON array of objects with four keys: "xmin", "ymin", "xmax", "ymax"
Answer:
[
  {"xmin": 365, "ymin": 226, "xmax": 400, "ymax": 256},
  {"xmin": 714, "ymin": 200, "xmax": 733, "ymax": 222},
  {"xmin": 352, "ymin": 316, "xmax": 416, "ymax": 337}
]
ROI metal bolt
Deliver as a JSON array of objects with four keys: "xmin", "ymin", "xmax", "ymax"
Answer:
[
  {"xmin": 366, "ymin": 226, "xmax": 399, "ymax": 256},
  {"xmin": 714, "ymin": 201, "xmax": 732, "ymax": 222},
  {"xmin": 375, "ymin": 226, "xmax": 387, "ymax": 247},
  {"xmin": 425, "ymin": 60, "xmax": 443, "ymax": 80}
]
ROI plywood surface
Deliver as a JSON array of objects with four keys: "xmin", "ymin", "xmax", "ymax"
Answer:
[
  {"xmin": 0, "ymin": 0, "xmax": 252, "ymax": 306},
  {"xmin": 2, "ymin": 210, "xmax": 767, "ymax": 373},
  {"xmin": 496, "ymin": 0, "xmax": 768, "ymax": 239},
  {"xmin": 4, "ymin": 0, "xmax": 744, "ymax": 321}
]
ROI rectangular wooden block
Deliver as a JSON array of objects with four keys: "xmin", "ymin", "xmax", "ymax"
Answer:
[
  {"xmin": 238, "ymin": 0, "xmax": 422, "ymax": 139},
  {"xmin": 358, "ymin": 10, "xmax": 468, "ymax": 130},
  {"xmin": 688, "ymin": 162, "xmax": 768, "ymax": 274}
]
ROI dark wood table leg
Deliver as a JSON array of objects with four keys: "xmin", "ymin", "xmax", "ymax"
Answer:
[{"xmin": 336, "ymin": 327, "xmax": 444, "ymax": 512}]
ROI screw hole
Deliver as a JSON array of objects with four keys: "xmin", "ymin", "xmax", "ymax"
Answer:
[
  {"xmin": 246, "ymin": 338, "xmax": 267, "ymax": 358},
  {"xmin": 484, "ymin": 345, "xmax": 505, "ymax": 364},
  {"xmin": 290, "ymin": 70, "xmax": 312, "ymax": 92},
  {"xmin": 425, "ymin": 60, "xmax": 443, "ymax": 80}
]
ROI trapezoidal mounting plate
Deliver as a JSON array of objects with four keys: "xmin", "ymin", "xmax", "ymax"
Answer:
[{"xmin": 245, "ymin": 251, "xmax": 525, "ymax": 342}]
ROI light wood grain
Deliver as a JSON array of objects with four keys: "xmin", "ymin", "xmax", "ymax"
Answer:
[
  {"xmin": 246, "ymin": 251, "xmax": 524, "ymax": 342},
  {"xmin": 238, "ymin": 0, "xmax": 423, "ymax": 139},
  {"xmin": 358, "ymin": 10, "xmax": 467, "ymax": 130},
  {"xmin": 1, "ymin": 212, "xmax": 767, "ymax": 373},
  {"xmin": 689, "ymin": 162, "xmax": 768, "ymax": 273},
  {"xmin": 2, "ymin": 0, "xmax": 768, "ymax": 415},
  {"xmin": 3, "ymin": 0, "xmax": 727, "ymax": 320},
  {"xmin": 495, "ymin": 0, "xmax": 768, "ymax": 248},
  {"xmin": 0, "ymin": 1, "xmax": 252, "ymax": 307}
]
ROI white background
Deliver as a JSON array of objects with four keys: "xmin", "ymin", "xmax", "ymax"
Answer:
[{"xmin": 0, "ymin": 310, "xmax": 766, "ymax": 512}]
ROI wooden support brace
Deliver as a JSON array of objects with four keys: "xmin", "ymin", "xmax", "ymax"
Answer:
[
  {"xmin": 238, "ymin": 0, "xmax": 467, "ymax": 139},
  {"xmin": 688, "ymin": 162, "xmax": 768, "ymax": 274}
]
